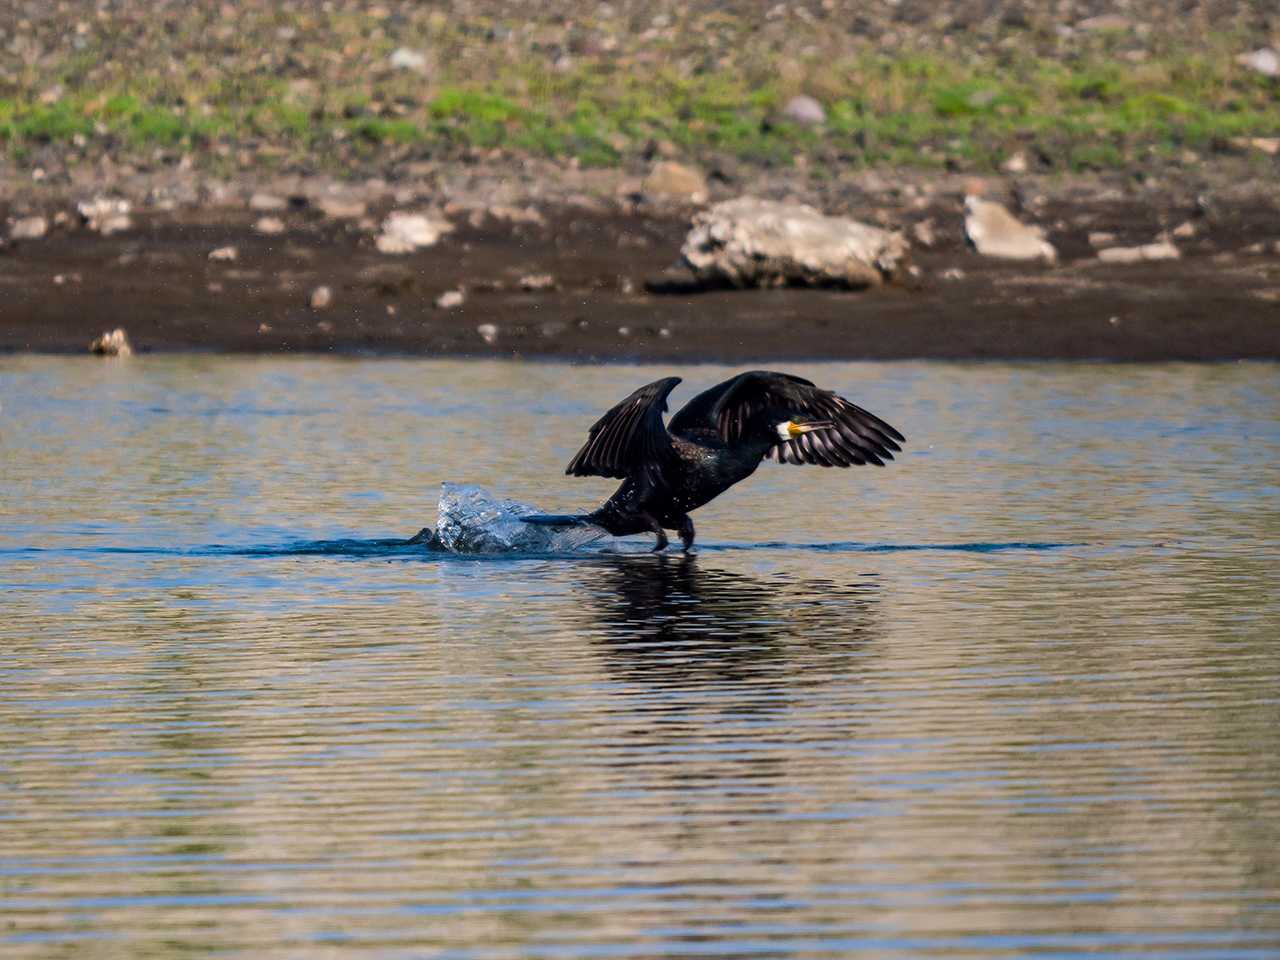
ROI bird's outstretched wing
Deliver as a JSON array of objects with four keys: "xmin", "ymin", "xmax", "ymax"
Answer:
[
  {"xmin": 669, "ymin": 370, "xmax": 904, "ymax": 467},
  {"xmin": 565, "ymin": 376, "xmax": 682, "ymax": 479}
]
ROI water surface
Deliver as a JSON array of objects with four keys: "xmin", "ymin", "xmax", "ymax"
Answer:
[{"xmin": 2, "ymin": 358, "xmax": 1278, "ymax": 958}]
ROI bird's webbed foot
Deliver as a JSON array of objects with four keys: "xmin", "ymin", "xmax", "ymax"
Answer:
[{"xmin": 677, "ymin": 515, "xmax": 695, "ymax": 553}]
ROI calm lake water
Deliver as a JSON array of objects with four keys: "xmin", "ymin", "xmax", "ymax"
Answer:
[{"xmin": 2, "ymin": 357, "xmax": 1278, "ymax": 959}]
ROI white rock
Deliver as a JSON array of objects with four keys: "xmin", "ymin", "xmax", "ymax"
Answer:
[
  {"xmin": 642, "ymin": 162, "xmax": 708, "ymax": 204},
  {"xmin": 519, "ymin": 273, "xmax": 556, "ymax": 291},
  {"xmin": 376, "ymin": 211, "xmax": 454, "ymax": 254},
  {"xmin": 390, "ymin": 47, "xmax": 430, "ymax": 73},
  {"xmin": 1088, "ymin": 231, "xmax": 1117, "ymax": 248},
  {"xmin": 436, "ymin": 289, "xmax": 465, "ymax": 309},
  {"xmin": 309, "ymin": 285, "xmax": 333, "ymax": 310},
  {"xmin": 249, "ymin": 192, "xmax": 286, "ymax": 211},
  {"xmin": 1171, "ymin": 220, "xmax": 1197, "ymax": 239},
  {"xmin": 254, "ymin": 216, "xmax": 285, "ymax": 235},
  {"xmin": 9, "ymin": 216, "xmax": 48, "ymax": 240},
  {"xmin": 316, "ymin": 196, "xmax": 368, "ymax": 219},
  {"xmin": 911, "ymin": 219, "xmax": 936, "ymax": 248},
  {"xmin": 1001, "ymin": 151, "xmax": 1028, "ymax": 174},
  {"xmin": 89, "ymin": 328, "xmax": 132, "ymax": 357},
  {"xmin": 681, "ymin": 197, "xmax": 910, "ymax": 288},
  {"xmin": 781, "ymin": 94, "xmax": 826, "ymax": 126},
  {"xmin": 964, "ymin": 196, "xmax": 1057, "ymax": 263},
  {"xmin": 77, "ymin": 196, "xmax": 132, "ymax": 235},
  {"xmin": 476, "ymin": 322, "xmax": 498, "ymax": 344},
  {"xmin": 1096, "ymin": 241, "xmax": 1180, "ymax": 264},
  {"xmin": 1236, "ymin": 48, "xmax": 1280, "ymax": 78},
  {"xmin": 208, "ymin": 245, "xmax": 239, "ymax": 261}
]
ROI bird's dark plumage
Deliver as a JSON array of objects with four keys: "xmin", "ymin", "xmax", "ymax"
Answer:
[{"xmin": 531, "ymin": 371, "xmax": 904, "ymax": 551}]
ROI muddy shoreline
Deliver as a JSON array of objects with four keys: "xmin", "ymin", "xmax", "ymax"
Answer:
[{"xmin": 3, "ymin": 171, "xmax": 1280, "ymax": 362}]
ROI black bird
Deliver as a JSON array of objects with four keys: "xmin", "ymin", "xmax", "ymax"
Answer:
[{"xmin": 525, "ymin": 370, "xmax": 904, "ymax": 551}]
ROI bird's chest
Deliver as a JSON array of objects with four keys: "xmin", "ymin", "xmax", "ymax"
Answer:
[{"xmin": 666, "ymin": 440, "xmax": 759, "ymax": 511}]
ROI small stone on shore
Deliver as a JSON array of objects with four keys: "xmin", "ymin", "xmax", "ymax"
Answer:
[
  {"xmin": 781, "ymin": 95, "xmax": 826, "ymax": 126},
  {"xmin": 254, "ymin": 216, "xmax": 285, "ymax": 235},
  {"xmin": 9, "ymin": 216, "xmax": 48, "ymax": 240},
  {"xmin": 1236, "ymin": 48, "xmax": 1279, "ymax": 78},
  {"xmin": 316, "ymin": 196, "xmax": 368, "ymax": 220},
  {"xmin": 208, "ymin": 245, "xmax": 238, "ymax": 261},
  {"xmin": 89, "ymin": 328, "xmax": 132, "ymax": 357},
  {"xmin": 964, "ymin": 195, "xmax": 1057, "ymax": 263},
  {"xmin": 309, "ymin": 285, "xmax": 333, "ymax": 310},
  {"xmin": 77, "ymin": 196, "xmax": 132, "ymax": 235},
  {"xmin": 1096, "ymin": 241, "xmax": 1180, "ymax": 264},
  {"xmin": 642, "ymin": 161, "xmax": 708, "ymax": 204},
  {"xmin": 249, "ymin": 192, "xmax": 286, "ymax": 211},
  {"xmin": 377, "ymin": 211, "xmax": 454, "ymax": 254},
  {"xmin": 519, "ymin": 273, "xmax": 556, "ymax": 291},
  {"xmin": 389, "ymin": 47, "xmax": 430, "ymax": 73},
  {"xmin": 436, "ymin": 289, "xmax": 465, "ymax": 309},
  {"xmin": 476, "ymin": 322, "xmax": 498, "ymax": 344}
]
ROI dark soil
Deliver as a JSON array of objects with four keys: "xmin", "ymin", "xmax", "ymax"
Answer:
[{"xmin": 3, "ymin": 186, "xmax": 1280, "ymax": 362}]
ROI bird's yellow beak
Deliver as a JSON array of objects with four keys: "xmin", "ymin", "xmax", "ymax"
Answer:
[{"xmin": 786, "ymin": 420, "xmax": 826, "ymax": 438}]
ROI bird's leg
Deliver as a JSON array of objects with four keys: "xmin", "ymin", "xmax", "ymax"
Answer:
[
  {"xmin": 677, "ymin": 514, "xmax": 696, "ymax": 553},
  {"xmin": 641, "ymin": 512, "xmax": 668, "ymax": 552}
]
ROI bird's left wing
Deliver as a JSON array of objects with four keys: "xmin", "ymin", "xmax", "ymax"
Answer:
[
  {"xmin": 699, "ymin": 370, "xmax": 905, "ymax": 468},
  {"xmin": 565, "ymin": 377, "xmax": 682, "ymax": 480}
]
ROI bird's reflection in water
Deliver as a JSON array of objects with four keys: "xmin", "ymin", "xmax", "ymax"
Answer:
[
  {"xmin": 572, "ymin": 554, "xmax": 882, "ymax": 695},
  {"xmin": 567, "ymin": 556, "xmax": 884, "ymax": 815}
]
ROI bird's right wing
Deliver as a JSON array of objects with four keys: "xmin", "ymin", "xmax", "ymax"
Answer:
[{"xmin": 565, "ymin": 377, "xmax": 682, "ymax": 480}]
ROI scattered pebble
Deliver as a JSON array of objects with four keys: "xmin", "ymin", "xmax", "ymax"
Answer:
[
  {"xmin": 488, "ymin": 205, "xmax": 546, "ymax": 226},
  {"xmin": 249, "ymin": 192, "xmax": 286, "ymax": 211},
  {"xmin": 1236, "ymin": 47, "xmax": 1279, "ymax": 78},
  {"xmin": 208, "ymin": 245, "xmax": 238, "ymax": 261},
  {"xmin": 316, "ymin": 196, "xmax": 367, "ymax": 220},
  {"xmin": 9, "ymin": 216, "xmax": 48, "ymax": 240},
  {"xmin": 309, "ymin": 285, "xmax": 333, "ymax": 310},
  {"xmin": 316, "ymin": 320, "xmax": 334, "ymax": 333},
  {"xmin": 436, "ymin": 289, "xmax": 465, "ymax": 309},
  {"xmin": 377, "ymin": 211, "xmax": 454, "ymax": 254},
  {"xmin": 89, "ymin": 328, "xmax": 132, "ymax": 356},
  {"xmin": 1096, "ymin": 241, "xmax": 1180, "ymax": 264},
  {"xmin": 781, "ymin": 94, "xmax": 825, "ymax": 126},
  {"xmin": 519, "ymin": 273, "xmax": 556, "ymax": 291},
  {"xmin": 940, "ymin": 267, "xmax": 966, "ymax": 280},
  {"xmin": 911, "ymin": 219, "xmax": 936, "ymax": 248},
  {"xmin": 1001, "ymin": 152, "xmax": 1028, "ymax": 174},
  {"xmin": 254, "ymin": 216, "xmax": 285, "ymax": 235},
  {"xmin": 389, "ymin": 47, "xmax": 430, "ymax": 73},
  {"xmin": 1171, "ymin": 221, "xmax": 1197, "ymax": 239},
  {"xmin": 1229, "ymin": 136, "xmax": 1280, "ymax": 156},
  {"xmin": 1088, "ymin": 231, "xmax": 1117, "ymax": 248},
  {"xmin": 964, "ymin": 193, "xmax": 1057, "ymax": 263},
  {"xmin": 77, "ymin": 196, "xmax": 132, "ymax": 235},
  {"xmin": 476, "ymin": 322, "xmax": 498, "ymax": 344},
  {"xmin": 641, "ymin": 161, "xmax": 708, "ymax": 204}
]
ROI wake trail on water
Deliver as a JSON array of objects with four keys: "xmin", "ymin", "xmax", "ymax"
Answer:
[{"xmin": 3, "ymin": 485, "xmax": 1085, "ymax": 559}]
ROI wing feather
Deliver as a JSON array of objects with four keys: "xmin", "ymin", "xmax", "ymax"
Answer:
[
  {"xmin": 565, "ymin": 377, "xmax": 682, "ymax": 480},
  {"xmin": 669, "ymin": 370, "xmax": 904, "ymax": 469}
]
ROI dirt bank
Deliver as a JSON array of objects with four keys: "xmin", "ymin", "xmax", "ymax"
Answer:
[{"xmin": 3, "ymin": 170, "xmax": 1280, "ymax": 362}]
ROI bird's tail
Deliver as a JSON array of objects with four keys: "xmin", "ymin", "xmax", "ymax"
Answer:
[{"xmin": 520, "ymin": 514, "xmax": 592, "ymax": 527}]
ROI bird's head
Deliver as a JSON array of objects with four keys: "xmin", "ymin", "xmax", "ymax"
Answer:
[{"xmin": 773, "ymin": 418, "xmax": 834, "ymax": 441}]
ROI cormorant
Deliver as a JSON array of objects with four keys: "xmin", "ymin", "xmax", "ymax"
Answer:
[{"xmin": 525, "ymin": 370, "xmax": 904, "ymax": 551}]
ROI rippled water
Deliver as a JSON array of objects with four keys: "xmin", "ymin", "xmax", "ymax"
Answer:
[{"xmin": 2, "ymin": 357, "xmax": 1278, "ymax": 959}]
